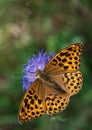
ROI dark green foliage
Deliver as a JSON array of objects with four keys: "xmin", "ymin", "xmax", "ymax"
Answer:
[{"xmin": 0, "ymin": 0, "xmax": 92, "ymax": 130}]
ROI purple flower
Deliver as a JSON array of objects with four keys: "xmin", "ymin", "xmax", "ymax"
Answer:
[{"xmin": 22, "ymin": 49, "xmax": 55, "ymax": 90}]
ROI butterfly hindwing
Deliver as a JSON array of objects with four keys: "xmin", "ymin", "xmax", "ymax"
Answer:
[
  {"xmin": 64, "ymin": 71, "xmax": 83, "ymax": 96},
  {"xmin": 44, "ymin": 84, "xmax": 70, "ymax": 114},
  {"xmin": 49, "ymin": 71, "xmax": 83, "ymax": 96}
]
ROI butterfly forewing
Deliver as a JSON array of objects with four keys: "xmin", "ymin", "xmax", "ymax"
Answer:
[
  {"xmin": 43, "ymin": 43, "xmax": 83, "ymax": 74},
  {"xmin": 19, "ymin": 79, "xmax": 46, "ymax": 123}
]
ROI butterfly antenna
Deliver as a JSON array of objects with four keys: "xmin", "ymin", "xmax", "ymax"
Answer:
[{"xmin": 15, "ymin": 73, "xmax": 23, "ymax": 77}]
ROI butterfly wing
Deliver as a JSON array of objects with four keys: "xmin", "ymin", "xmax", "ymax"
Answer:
[
  {"xmin": 48, "ymin": 71, "xmax": 83, "ymax": 96},
  {"xmin": 43, "ymin": 43, "xmax": 83, "ymax": 97},
  {"xmin": 19, "ymin": 79, "xmax": 46, "ymax": 123},
  {"xmin": 44, "ymin": 83, "xmax": 70, "ymax": 114},
  {"xmin": 43, "ymin": 43, "xmax": 83, "ymax": 74},
  {"xmin": 63, "ymin": 71, "xmax": 83, "ymax": 96}
]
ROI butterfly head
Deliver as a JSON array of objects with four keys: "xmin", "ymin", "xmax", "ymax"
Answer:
[{"xmin": 22, "ymin": 50, "xmax": 54, "ymax": 90}]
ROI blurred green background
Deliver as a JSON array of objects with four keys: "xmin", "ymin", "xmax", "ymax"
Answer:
[{"xmin": 0, "ymin": 0, "xmax": 92, "ymax": 130}]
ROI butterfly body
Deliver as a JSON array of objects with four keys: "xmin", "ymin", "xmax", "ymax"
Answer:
[
  {"xmin": 36, "ymin": 69, "xmax": 52, "ymax": 83},
  {"xmin": 19, "ymin": 43, "xmax": 83, "ymax": 123}
]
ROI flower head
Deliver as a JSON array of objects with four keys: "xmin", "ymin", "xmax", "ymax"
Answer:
[{"xmin": 22, "ymin": 49, "xmax": 55, "ymax": 90}]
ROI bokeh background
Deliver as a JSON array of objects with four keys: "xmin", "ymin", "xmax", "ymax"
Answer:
[{"xmin": 0, "ymin": 0, "xmax": 92, "ymax": 130}]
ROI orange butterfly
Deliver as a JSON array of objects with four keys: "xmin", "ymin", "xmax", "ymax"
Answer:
[{"xmin": 19, "ymin": 43, "xmax": 83, "ymax": 123}]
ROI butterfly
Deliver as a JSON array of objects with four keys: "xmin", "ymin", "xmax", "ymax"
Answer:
[{"xmin": 19, "ymin": 43, "xmax": 83, "ymax": 123}]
